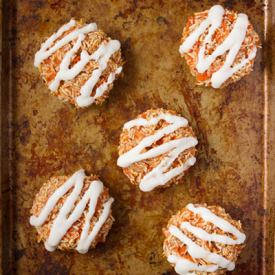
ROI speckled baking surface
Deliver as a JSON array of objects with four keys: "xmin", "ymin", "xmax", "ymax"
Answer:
[{"xmin": 1, "ymin": 0, "xmax": 274, "ymax": 274}]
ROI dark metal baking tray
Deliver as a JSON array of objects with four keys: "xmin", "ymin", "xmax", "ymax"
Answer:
[{"xmin": 1, "ymin": 0, "xmax": 274, "ymax": 274}]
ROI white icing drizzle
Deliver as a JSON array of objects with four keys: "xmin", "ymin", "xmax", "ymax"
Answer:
[
  {"xmin": 179, "ymin": 5, "xmax": 257, "ymax": 88},
  {"xmin": 48, "ymin": 33, "xmax": 87, "ymax": 91},
  {"xmin": 167, "ymin": 203, "xmax": 246, "ymax": 275},
  {"xmin": 168, "ymin": 255, "xmax": 218, "ymax": 275},
  {"xmin": 34, "ymin": 19, "xmax": 97, "ymax": 67},
  {"xmin": 34, "ymin": 19, "xmax": 122, "ymax": 107},
  {"xmin": 180, "ymin": 222, "xmax": 242, "ymax": 245},
  {"xmin": 117, "ymin": 113, "xmax": 198, "ymax": 192},
  {"xmin": 76, "ymin": 40, "xmax": 122, "ymax": 107},
  {"xmin": 169, "ymin": 226, "xmax": 235, "ymax": 273},
  {"xmin": 76, "ymin": 65, "xmax": 122, "ymax": 107},
  {"xmin": 77, "ymin": 197, "xmax": 114, "ymax": 254},
  {"xmin": 186, "ymin": 203, "xmax": 246, "ymax": 243},
  {"xmin": 30, "ymin": 169, "xmax": 114, "ymax": 253}
]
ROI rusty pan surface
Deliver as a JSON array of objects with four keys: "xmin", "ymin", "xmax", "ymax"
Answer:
[{"xmin": 1, "ymin": 0, "xmax": 274, "ymax": 274}]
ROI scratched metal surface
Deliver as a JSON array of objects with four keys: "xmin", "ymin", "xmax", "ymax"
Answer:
[{"xmin": 1, "ymin": 0, "xmax": 274, "ymax": 274}]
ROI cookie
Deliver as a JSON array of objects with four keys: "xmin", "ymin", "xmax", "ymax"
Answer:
[
  {"xmin": 30, "ymin": 169, "xmax": 114, "ymax": 253},
  {"xmin": 179, "ymin": 5, "xmax": 260, "ymax": 88},
  {"xmin": 117, "ymin": 108, "xmax": 198, "ymax": 192},
  {"xmin": 34, "ymin": 19, "xmax": 123, "ymax": 107},
  {"xmin": 163, "ymin": 203, "xmax": 246, "ymax": 274}
]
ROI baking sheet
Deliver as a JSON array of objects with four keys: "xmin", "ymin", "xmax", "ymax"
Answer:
[{"xmin": 1, "ymin": 0, "xmax": 274, "ymax": 274}]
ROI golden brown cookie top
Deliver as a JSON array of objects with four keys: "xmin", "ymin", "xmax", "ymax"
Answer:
[
  {"xmin": 179, "ymin": 5, "xmax": 260, "ymax": 88},
  {"xmin": 35, "ymin": 19, "xmax": 123, "ymax": 107},
  {"xmin": 117, "ymin": 108, "xmax": 198, "ymax": 192},
  {"xmin": 163, "ymin": 203, "xmax": 246, "ymax": 275},
  {"xmin": 30, "ymin": 169, "xmax": 114, "ymax": 253}
]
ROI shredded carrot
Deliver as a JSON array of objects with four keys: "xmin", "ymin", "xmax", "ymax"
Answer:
[
  {"xmin": 197, "ymin": 72, "xmax": 209, "ymax": 81},
  {"xmin": 228, "ymin": 14, "xmax": 235, "ymax": 22},
  {"xmin": 43, "ymin": 58, "xmax": 51, "ymax": 65},
  {"xmin": 72, "ymin": 55, "xmax": 80, "ymax": 65},
  {"xmin": 46, "ymin": 72, "xmax": 56, "ymax": 82}
]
